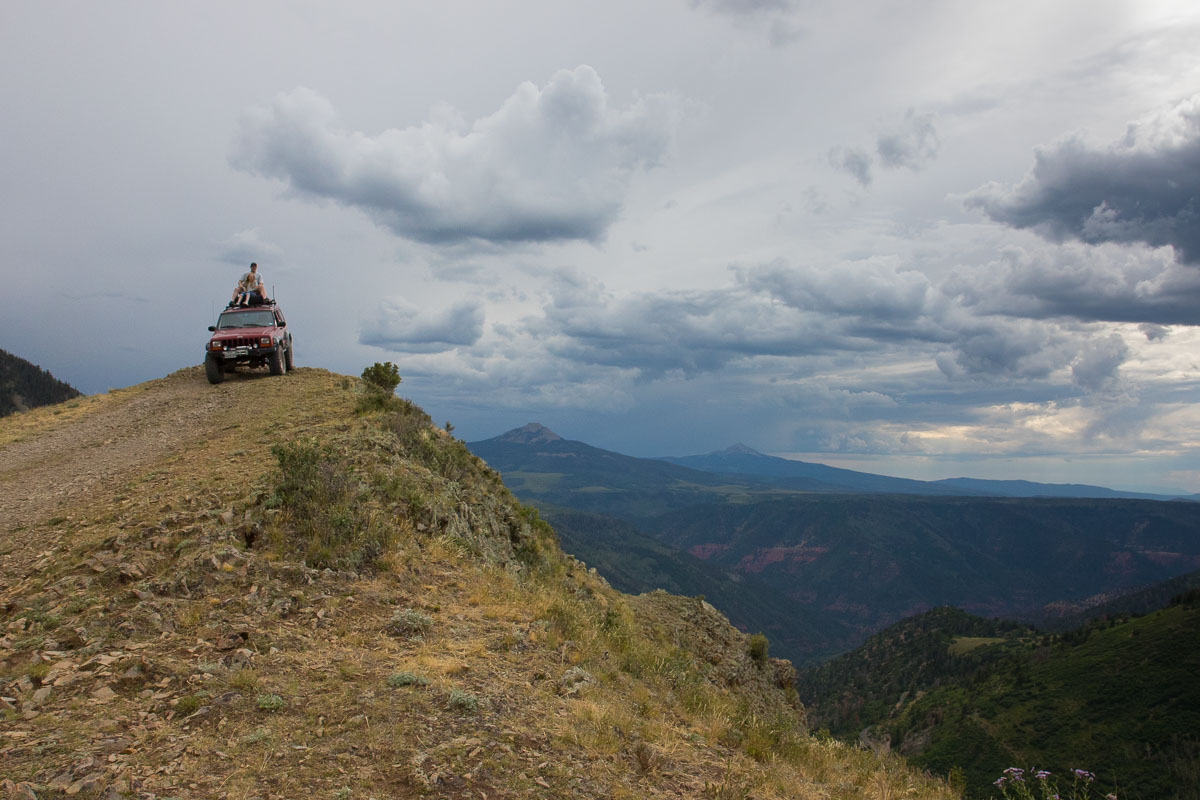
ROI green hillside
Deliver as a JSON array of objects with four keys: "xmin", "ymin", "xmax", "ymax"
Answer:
[
  {"xmin": 0, "ymin": 348, "xmax": 81, "ymax": 417},
  {"xmin": 797, "ymin": 607, "xmax": 1035, "ymax": 737},
  {"xmin": 799, "ymin": 597, "xmax": 1200, "ymax": 799}
]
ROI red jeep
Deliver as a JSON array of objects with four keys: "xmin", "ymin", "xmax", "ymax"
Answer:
[{"xmin": 204, "ymin": 301, "xmax": 294, "ymax": 384}]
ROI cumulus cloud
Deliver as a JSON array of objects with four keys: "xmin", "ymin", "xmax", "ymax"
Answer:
[
  {"xmin": 934, "ymin": 318, "xmax": 1073, "ymax": 382},
  {"xmin": 1070, "ymin": 333, "xmax": 1128, "ymax": 393},
  {"xmin": 745, "ymin": 258, "xmax": 936, "ymax": 325},
  {"xmin": 231, "ymin": 67, "xmax": 683, "ymax": 245},
  {"xmin": 360, "ymin": 298, "xmax": 484, "ymax": 353},
  {"xmin": 535, "ymin": 278, "xmax": 816, "ymax": 378},
  {"xmin": 965, "ymin": 94, "xmax": 1200, "ymax": 263}
]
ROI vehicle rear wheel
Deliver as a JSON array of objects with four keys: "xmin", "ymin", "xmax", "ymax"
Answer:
[
  {"xmin": 284, "ymin": 341, "xmax": 294, "ymax": 370},
  {"xmin": 269, "ymin": 346, "xmax": 286, "ymax": 376},
  {"xmin": 204, "ymin": 355, "xmax": 224, "ymax": 385}
]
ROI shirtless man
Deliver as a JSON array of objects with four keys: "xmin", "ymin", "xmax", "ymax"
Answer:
[{"xmin": 231, "ymin": 262, "xmax": 265, "ymax": 306}]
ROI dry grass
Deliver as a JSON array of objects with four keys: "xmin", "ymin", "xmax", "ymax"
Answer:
[{"xmin": 0, "ymin": 391, "xmax": 112, "ymax": 448}]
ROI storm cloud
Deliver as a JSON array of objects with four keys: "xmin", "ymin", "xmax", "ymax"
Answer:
[
  {"xmin": 360, "ymin": 299, "xmax": 484, "ymax": 353},
  {"xmin": 518, "ymin": 259, "xmax": 1106, "ymax": 391},
  {"xmin": 231, "ymin": 67, "xmax": 682, "ymax": 245},
  {"xmin": 966, "ymin": 94, "xmax": 1200, "ymax": 263},
  {"xmin": 534, "ymin": 278, "xmax": 815, "ymax": 378},
  {"xmin": 944, "ymin": 243, "xmax": 1200, "ymax": 326}
]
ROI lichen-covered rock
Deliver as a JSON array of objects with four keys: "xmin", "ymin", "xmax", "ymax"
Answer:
[{"xmin": 559, "ymin": 666, "xmax": 596, "ymax": 696}]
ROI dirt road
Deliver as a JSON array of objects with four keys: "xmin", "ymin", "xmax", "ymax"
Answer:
[{"xmin": 0, "ymin": 366, "xmax": 311, "ymax": 590}]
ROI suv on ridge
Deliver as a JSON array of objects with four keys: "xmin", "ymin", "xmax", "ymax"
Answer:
[{"xmin": 204, "ymin": 301, "xmax": 293, "ymax": 384}]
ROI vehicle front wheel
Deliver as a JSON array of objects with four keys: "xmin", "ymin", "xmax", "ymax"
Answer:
[
  {"xmin": 269, "ymin": 346, "xmax": 286, "ymax": 376},
  {"xmin": 284, "ymin": 341, "xmax": 294, "ymax": 370},
  {"xmin": 204, "ymin": 355, "xmax": 224, "ymax": 385}
]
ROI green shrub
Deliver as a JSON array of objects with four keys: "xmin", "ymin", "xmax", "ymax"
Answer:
[
  {"xmin": 383, "ymin": 404, "xmax": 478, "ymax": 482},
  {"xmin": 255, "ymin": 693, "xmax": 286, "ymax": 712},
  {"xmin": 271, "ymin": 442, "xmax": 393, "ymax": 570},
  {"xmin": 228, "ymin": 668, "xmax": 258, "ymax": 691},
  {"xmin": 175, "ymin": 694, "xmax": 203, "ymax": 716},
  {"xmin": 748, "ymin": 633, "xmax": 769, "ymax": 665},
  {"xmin": 361, "ymin": 362, "xmax": 401, "ymax": 393},
  {"xmin": 512, "ymin": 504, "xmax": 561, "ymax": 574},
  {"xmin": 387, "ymin": 672, "xmax": 428, "ymax": 688},
  {"xmin": 447, "ymin": 689, "xmax": 479, "ymax": 713},
  {"xmin": 355, "ymin": 391, "xmax": 402, "ymax": 414},
  {"xmin": 386, "ymin": 608, "xmax": 433, "ymax": 638}
]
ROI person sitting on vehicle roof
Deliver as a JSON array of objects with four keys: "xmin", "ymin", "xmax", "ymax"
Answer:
[{"xmin": 231, "ymin": 262, "xmax": 265, "ymax": 307}]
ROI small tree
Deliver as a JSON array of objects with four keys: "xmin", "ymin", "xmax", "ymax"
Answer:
[{"xmin": 361, "ymin": 362, "xmax": 401, "ymax": 393}]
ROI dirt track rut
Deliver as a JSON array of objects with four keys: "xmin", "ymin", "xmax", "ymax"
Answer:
[{"xmin": 0, "ymin": 368, "xmax": 244, "ymax": 588}]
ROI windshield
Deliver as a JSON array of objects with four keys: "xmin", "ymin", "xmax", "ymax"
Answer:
[{"xmin": 217, "ymin": 310, "xmax": 276, "ymax": 329}]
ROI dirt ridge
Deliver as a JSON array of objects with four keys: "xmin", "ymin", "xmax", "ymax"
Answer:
[{"xmin": 1, "ymin": 367, "xmax": 955, "ymax": 800}]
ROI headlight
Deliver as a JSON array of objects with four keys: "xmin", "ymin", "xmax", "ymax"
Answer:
[
  {"xmin": 260, "ymin": 336, "xmax": 271, "ymax": 346},
  {"xmin": 208, "ymin": 341, "xmax": 222, "ymax": 351}
]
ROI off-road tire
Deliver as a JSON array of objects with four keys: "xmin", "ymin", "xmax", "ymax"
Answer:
[
  {"xmin": 284, "ymin": 341, "xmax": 294, "ymax": 371},
  {"xmin": 269, "ymin": 346, "xmax": 286, "ymax": 376},
  {"xmin": 204, "ymin": 355, "xmax": 224, "ymax": 385}
]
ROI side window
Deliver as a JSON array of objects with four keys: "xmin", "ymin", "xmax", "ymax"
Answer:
[{"xmin": 275, "ymin": 311, "xmax": 285, "ymax": 326}]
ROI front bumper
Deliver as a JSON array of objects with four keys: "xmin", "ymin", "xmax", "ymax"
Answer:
[{"xmin": 206, "ymin": 343, "xmax": 280, "ymax": 362}]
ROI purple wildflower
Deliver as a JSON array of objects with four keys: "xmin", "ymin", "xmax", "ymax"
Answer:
[
  {"xmin": 1072, "ymin": 769, "xmax": 1095, "ymax": 782},
  {"xmin": 1035, "ymin": 770, "xmax": 1051, "ymax": 780},
  {"xmin": 994, "ymin": 777, "xmax": 1007, "ymax": 787}
]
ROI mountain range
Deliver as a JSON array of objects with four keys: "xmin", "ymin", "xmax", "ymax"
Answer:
[
  {"xmin": 468, "ymin": 424, "xmax": 1200, "ymax": 663},
  {"xmin": 661, "ymin": 440, "xmax": 1195, "ymax": 500}
]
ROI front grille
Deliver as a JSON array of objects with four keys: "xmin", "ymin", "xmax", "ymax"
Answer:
[{"xmin": 221, "ymin": 336, "xmax": 259, "ymax": 349}]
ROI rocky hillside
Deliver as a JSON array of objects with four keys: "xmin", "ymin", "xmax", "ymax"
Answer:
[{"xmin": 0, "ymin": 367, "xmax": 956, "ymax": 800}]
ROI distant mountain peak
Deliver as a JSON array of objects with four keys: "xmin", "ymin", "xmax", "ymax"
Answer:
[
  {"xmin": 721, "ymin": 443, "xmax": 764, "ymax": 456},
  {"xmin": 496, "ymin": 422, "xmax": 564, "ymax": 445}
]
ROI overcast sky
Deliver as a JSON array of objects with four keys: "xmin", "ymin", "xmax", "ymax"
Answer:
[{"xmin": 4, "ymin": 1, "xmax": 1200, "ymax": 492}]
